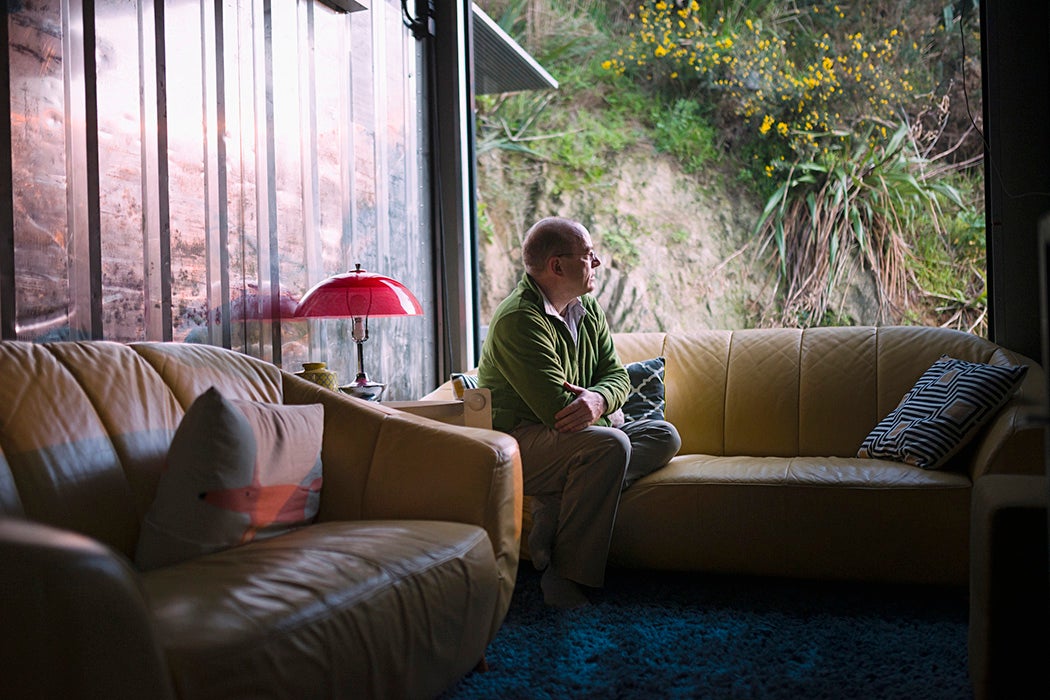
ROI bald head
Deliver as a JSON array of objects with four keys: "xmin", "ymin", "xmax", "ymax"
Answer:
[{"xmin": 522, "ymin": 217, "xmax": 589, "ymax": 275}]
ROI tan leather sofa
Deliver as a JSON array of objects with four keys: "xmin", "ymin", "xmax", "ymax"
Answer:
[
  {"xmin": 0, "ymin": 341, "xmax": 522, "ymax": 700},
  {"xmin": 609, "ymin": 326, "xmax": 1044, "ymax": 585},
  {"xmin": 429, "ymin": 325, "xmax": 1043, "ymax": 586}
]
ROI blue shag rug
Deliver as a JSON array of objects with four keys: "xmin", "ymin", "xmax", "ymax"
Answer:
[{"xmin": 441, "ymin": 565, "xmax": 972, "ymax": 699}]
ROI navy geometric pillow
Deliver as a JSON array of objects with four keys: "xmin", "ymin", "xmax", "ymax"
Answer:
[
  {"xmin": 622, "ymin": 356, "xmax": 666, "ymax": 422},
  {"xmin": 857, "ymin": 355, "xmax": 1027, "ymax": 469}
]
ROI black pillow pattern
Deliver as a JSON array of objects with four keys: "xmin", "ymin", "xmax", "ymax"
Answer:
[
  {"xmin": 857, "ymin": 355, "xmax": 1027, "ymax": 469},
  {"xmin": 451, "ymin": 372, "xmax": 479, "ymax": 399},
  {"xmin": 622, "ymin": 356, "xmax": 666, "ymax": 422}
]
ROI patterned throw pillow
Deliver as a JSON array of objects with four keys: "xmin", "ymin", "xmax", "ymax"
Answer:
[
  {"xmin": 857, "ymin": 355, "xmax": 1027, "ymax": 469},
  {"xmin": 136, "ymin": 386, "xmax": 324, "ymax": 570},
  {"xmin": 623, "ymin": 356, "xmax": 666, "ymax": 422},
  {"xmin": 451, "ymin": 372, "xmax": 480, "ymax": 399}
]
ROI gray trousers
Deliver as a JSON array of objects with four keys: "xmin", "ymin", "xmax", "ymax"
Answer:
[{"xmin": 510, "ymin": 419, "xmax": 681, "ymax": 587}]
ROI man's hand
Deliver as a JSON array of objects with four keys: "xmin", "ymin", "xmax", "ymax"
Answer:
[{"xmin": 554, "ymin": 381, "xmax": 606, "ymax": 433}]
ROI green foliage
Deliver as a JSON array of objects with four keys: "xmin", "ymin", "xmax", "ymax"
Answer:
[
  {"xmin": 911, "ymin": 173, "xmax": 987, "ymax": 332},
  {"xmin": 476, "ymin": 3, "xmax": 724, "ymax": 187},
  {"xmin": 603, "ymin": 230, "xmax": 641, "ymax": 268},
  {"xmin": 602, "ymin": 0, "xmax": 985, "ymax": 330},
  {"xmin": 477, "ymin": 200, "xmax": 497, "ymax": 245},
  {"xmin": 550, "ymin": 108, "xmax": 638, "ymax": 183},
  {"xmin": 670, "ymin": 228, "xmax": 690, "ymax": 245},
  {"xmin": 475, "ymin": 92, "xmax": 552, "ymax": 158},
  {"xmin": 602, "ymin": 215, "xmax": 643, "ymax": 268},
  {"xmin": 649, "ymin": 99, "xmax": 719, "ymax": 174}
]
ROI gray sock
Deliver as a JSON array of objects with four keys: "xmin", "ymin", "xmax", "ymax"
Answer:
[{"xmin": 528, "ymin": 497, "xmax": 559, "ymax": 571}]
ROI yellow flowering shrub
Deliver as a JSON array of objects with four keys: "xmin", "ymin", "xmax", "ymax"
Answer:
[{"xmin": 607, "ymin": 2, "xmax": 920, "ymax": 164}]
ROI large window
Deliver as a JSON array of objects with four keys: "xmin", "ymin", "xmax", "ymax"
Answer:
[
  {"xmin": 4, "ymin": 0, "xmax": 434, "ymax": 399},
  {"xmin": 472, "ymin": 1, "xmax": 987, "ymax": 338}
]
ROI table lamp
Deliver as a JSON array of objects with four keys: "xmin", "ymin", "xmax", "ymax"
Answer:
[{"xmin": 293, "ymin": 264, "xmax": 423, "ymax": 401}]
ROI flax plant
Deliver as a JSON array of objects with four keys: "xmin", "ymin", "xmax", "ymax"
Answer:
[{"xmin": 754, "ymin": 123, "xmax": 963, "ymax": 326}]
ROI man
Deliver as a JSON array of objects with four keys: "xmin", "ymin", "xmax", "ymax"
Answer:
[{"xmin": 477, "ymin": 216, "xmax": 681, "ymax": 608}]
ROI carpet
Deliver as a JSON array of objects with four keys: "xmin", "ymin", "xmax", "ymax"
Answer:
[{"xmin": 441, "ymin": 565, "xmax": 972, "ymax": 699}]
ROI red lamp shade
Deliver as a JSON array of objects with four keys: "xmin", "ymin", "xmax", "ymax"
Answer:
[
  {"xmin": 292, "ymin": 264, "xmax": 422, "ymax": 402},
  {"xmin": 294, "ymin": 265, "xmax": 423, "ymax": 319}
]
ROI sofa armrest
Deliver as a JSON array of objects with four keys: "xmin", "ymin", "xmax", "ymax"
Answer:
[
  {"xmin": 360, "ymin": 411, "xmax": 521, "ymax": 541},
  {"xmin": 0, "ymin": 517, "xmax": 174, "ymax": 700},
  {"xmin": 960, "ymin": 351, "xmax": 1046, "ymax": 480},
  {"xmin": 966, "ymin": 401, "xmax": 1046, "ymax": 481},
  {"xmin": 282, "ymin": 372, "xmax": 522, "ymax": 638},
  {"xmin": 363, "ymin": 412, "xmax": 523, "ymax": 637}
]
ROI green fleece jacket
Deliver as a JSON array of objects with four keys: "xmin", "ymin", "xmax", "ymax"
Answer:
[{"xmin": 477, "ymin": 273, "xmax": 630, "ymax": 433}]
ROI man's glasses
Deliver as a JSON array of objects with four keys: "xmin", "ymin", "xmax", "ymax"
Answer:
[{"xmin": 554, "ymin": 250, "xmax": 601, "ymax": 264}]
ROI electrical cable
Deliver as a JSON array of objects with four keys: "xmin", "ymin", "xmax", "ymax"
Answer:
[{"xmin": 402, "ymin": 0, "xmax": 432, "ymax": 40}]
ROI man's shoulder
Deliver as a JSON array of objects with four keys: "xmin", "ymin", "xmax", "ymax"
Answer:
[
  {"xmin": 489, "ymin": 300, "xmax": 548, "ymax": 342},
  {"xmin": 491, "ymin": 284, "xmax": 544, "ymax": 323}
]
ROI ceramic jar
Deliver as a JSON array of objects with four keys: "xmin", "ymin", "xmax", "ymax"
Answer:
[{"xmin": 295, "ymin": 362, "xmax": 339, "ymax": 391}]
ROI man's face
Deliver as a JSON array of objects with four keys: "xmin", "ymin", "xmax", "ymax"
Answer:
[{"xmin": 554, "ymin": 231, "xmax": 601, "ymax": 297}]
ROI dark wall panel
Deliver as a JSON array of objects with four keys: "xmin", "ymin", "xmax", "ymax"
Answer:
[{"xmin": 983, "ymin": 0, "xmax": 1050, "ymax": 360}]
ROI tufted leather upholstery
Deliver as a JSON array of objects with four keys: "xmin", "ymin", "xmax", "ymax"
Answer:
[
  {"xmin": 0, "ymin": 341, "xmax": 522, "ymax": 700},
  {"xmin": 609, "ymin": 326, "xmax": 1044, "ymax": 584}
]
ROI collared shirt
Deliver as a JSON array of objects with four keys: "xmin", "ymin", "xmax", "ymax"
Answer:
[{"xmin": 539, "ymin": 290, "xmax": 587, "ymax": 346}]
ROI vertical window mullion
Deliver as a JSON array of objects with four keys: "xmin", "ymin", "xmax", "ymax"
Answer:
[
  {"xmin": 140, "ymin": 0, "xmax": 172, "ymax": 341},
  {"xmin": 203, "ymin": 0, "xmax": 231, "ymax": 348},
  {"xmin": 0, "ymin": 2, "xmax": 15, "ymax": 339},
  {"xmin": 298, "ymin": 0, "xmax": 319, "ymax": 282},
  {"xmin": 64, "ymin": 0, "xmax": 102, "ymax": 339},
  {"xmin": 296, "ymin": 0, "xmax": 322, "ymax": 369},
  {"xmin": 252, "ymin": 0, "xmax": 278, "ymax": 365},
  {"xmin": 370, "ymin": 0, "xmax": 389, "ymax": 272}
]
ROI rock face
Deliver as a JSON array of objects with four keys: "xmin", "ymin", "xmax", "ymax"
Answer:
[
  {"xmin": 476, "ymin": 141, "xmax": 887, "ymax": 334},
  {"xmin": 478, "ymin": 144, "xmax": 769, "ymax": 334}
]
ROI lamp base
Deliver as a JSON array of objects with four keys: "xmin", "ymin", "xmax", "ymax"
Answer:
[{"xmin": 339, "ymin": 379, "xmax": 386, "ymax": 402}]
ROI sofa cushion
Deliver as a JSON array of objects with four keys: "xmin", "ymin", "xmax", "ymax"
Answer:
[
  {"xmin": 857, "ymin": 355, "xmax": 1028, "ymax": 469},
  {"xmin": 136, "ymin": 387, "xmax": 324, "ymax": 569},
  {"xmin": 623, "ymin": 356, "xmax": 666, "ymax": 422},
  {"xmin": 611, "ymin": 453, "xmax": 972, "ymax": 583},
  {"xmin": 140, "ymin": 520, "xmax": 498, "ymax": 699}
]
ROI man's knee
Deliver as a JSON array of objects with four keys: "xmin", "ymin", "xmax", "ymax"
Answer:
[
  {"xmin": 591, "ymin": 425, "xmax": 632, "ymax": 454},
  {"xmin": 655, "ymin": 420, "xmax": 682, "ymax": 454},
  {"xmin": 632, "ymin": 419, "xmax": 680, "ymax": 449},
  {"xmin": 583, "ymin": 426, "xmax": 631, "ymax": 478}
]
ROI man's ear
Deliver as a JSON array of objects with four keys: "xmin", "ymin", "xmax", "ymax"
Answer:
[{"xmin": 547, "ymin": 255, "xmax": 563, "ymax": 276}]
